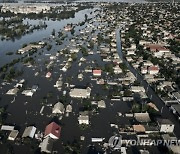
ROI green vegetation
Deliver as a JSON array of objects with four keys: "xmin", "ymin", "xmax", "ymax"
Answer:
[
  {"xmin": 0, "ymin": 17, "xmax": 47, "ymax": 40},
  {"xmin": 47, "ymin": 44, "xmax": 52, "ymax": 51},
  {"xmin": 79, "ymin": 21, "xmax": 86, "ymax": 26},
  {"xmin": 124, "ymin": 90, "xmax": 132, "ymax": 97},
  {"xmin": 71, "ymin": 53, "xmax": 77, "ymax": 61},
  {"xmin": 97, "ymin": 33, "xmax": 104, "ymax": 44},
  {"xmin": 108, "ymin": 85, "xmax": 122, "ymax": 98},
  {"xmin": 55, "ymin": 39, "xmax": 63, "ymax": 45},
  {"xmin": 168, "ymin": 39, "xmax": 180, "ymax": 57},
  {"xmin": 79, "ymin": 124, "xmax": 89, "ymax": 130},
  {"xmin": 0, "ymin": 107, "xmax": 7, "ymax": 125},
  {"xmin": 104, "ymin": 63, "xmax": 113, "ymax": 74},
  {"xmin": 23, "ymin": 57, "xmax": 35, "ymax": 65},
  {"xmin": 2, "ymin": 67, "xmax": 23, "ymax": 82},
  {"xmin": 71, "ymin": 27, "xmax": 75, "ymax": 35},
  {"xmin": 124, "ymin": 25, "xmax": 142, "ymax": 45},
  {"xmin": 6, "ymin": 52, "xmax": 14, "ymax": 56},
  {"xmin": 131, "ymin": 102, "xmax": 159, "ymax": 116},
  {"xmin": 63, "ymin": 139, "xmax": 81, "ymax": 154},
  {"xmin": 80, "ymin": 46, "xmax": 88, "ymax": 56},
  {"xmin": 119, "ymin": 63, "xmax": 128, "ymax": 73},
  {"xmin": 52, "ymin": 29, "xmax": 55, "ymax": 36},
  {"xmin": 47, "ymin": 92, "xmax": 53, "ymax": 98},
  {"xmin": 82, "ymin": 100, "xmax": 92, "ymax": 111},
  {"xmin": 88, "ymin": 41, "xmax": 94, "ymax": 49}
]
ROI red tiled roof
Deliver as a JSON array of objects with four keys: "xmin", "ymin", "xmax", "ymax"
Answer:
[
  {"xmin": 45, "ymin": 122, "xmax": 61, "ymax": 139},
  {"xmin": 46, "ymin": 72, "xmax": 51, "ymax": 77},
  {"xmin": 149, "ymin": 66, "xmax": 159, "ymax": 71},
  {"xmin": 147, "ymin": 44, "xmax": 168, "ymax": 52},
  {"xmin": 93, "ymin": 70, "xmax": 102, "ymax": 74}
]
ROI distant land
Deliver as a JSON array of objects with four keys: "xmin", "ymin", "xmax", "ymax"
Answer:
[{"xmin": 0, "ymin": 0, "xmax": 179, "ymax": 3}]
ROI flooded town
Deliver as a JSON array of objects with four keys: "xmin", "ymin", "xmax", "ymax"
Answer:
[{"xmin": 0, "ymin": 1, "xmax": 179, "ymax": 154}]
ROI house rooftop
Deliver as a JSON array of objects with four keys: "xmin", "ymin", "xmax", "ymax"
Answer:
[
  {"xmin": 40, "ymin": 137, "xmax": 54, "ymax": 153},
  {"xmin": 93, "ymin": 69, "xmax": 102, "ymax": 75},
  {"xmin": 22, "ymin": 126, "xmax": 36, "ymax": 138},
  {"xmin": 134, "ymin": 113, "xmax": 151, "ymax": 123},
  {"xmin": 143, "ymin": 125, "xmax": 159, "ymax": 132},
  {"xmin": 148, "ymin": 66, "xmax": 159, "ymax": 71},
  {"xmin": 157, "ymin": 118, "xmax": 174, "ymax": 125},
  {"xmin": 69, "ymin": 87, "xmax": 91, "ymax": 98},
  {"xmin": 6, "ymin": 88, "xmax": 19, "ymax": 95},
  {"xmin": 171, "ymin": 104, "xmax": 180, "ymax": 115},
  {"xmin": 173, "ymin": 92, "xmax": 180, "ymax": 100},
  {"xmin": 133, "ymin": 125, "xmax": 145, "ymax": 132},
  {"xmin": 147, "ymin": 44, "xmax": 167, "ymax": 50},
  {"xmin": 1, "ymin": 125, "xmax": 15, "ymax": 131},
  {"xmin": 44, "ymin": 122, "xmax": 61, "ymax": 139},
  {"xmin": 52, "ymin": 102, "xmax": 65, "ymax": 114},
  {"xmin": 8, "ymin": 130, "xmax": 19, "ymax": 141}
]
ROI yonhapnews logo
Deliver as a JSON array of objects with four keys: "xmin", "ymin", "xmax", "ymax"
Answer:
[{"xmin": 108, "ymin": 135, "xmax": 180, "ymax": 149}]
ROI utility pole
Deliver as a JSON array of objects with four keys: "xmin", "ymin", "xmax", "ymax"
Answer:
[{"xmin": 161, "ymin": 107, "xmax": 163, "ymax": 114}]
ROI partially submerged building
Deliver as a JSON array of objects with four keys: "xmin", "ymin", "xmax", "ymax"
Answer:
[
  {"xmin": 69, "ymin": 87, "xmax": 91, "ymax": 98},
  {"xmin": 44, "ymin": 122, "xmax": 61, "ymax": 139},
  {"xmin": 22, "ymin": 126, "xmax": 36, "ymax": 138},
  {"xmin": 52, "ymin": 102, "xmax": 65, "ymax": 114},
  {"xmin": 39, "ymin": 137, "xmax": 54, "ymax": 153}
]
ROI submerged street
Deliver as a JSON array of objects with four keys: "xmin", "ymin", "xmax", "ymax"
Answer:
[{"xmin": 0, "ymin": 2, "xmax": 179, "ymax": 154}]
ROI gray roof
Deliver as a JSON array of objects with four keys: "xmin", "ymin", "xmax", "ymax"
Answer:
[
  {"xmin": 6, "ymin": 88, "xmax": 19, "ymax": 95},
  {"xmin": 98, "ymin": 100, "xmax": 106, "ymax": 108},
  {"xmin": 1, "ymin": 125, "xmax": 14, "ymax": 131},
  {"xmin": 173, "ymin": 92, "xmax": 180, "ymax": 100},
  {"xmin": 40, "ymin": 137, "xmax": 54, "ymax": 154},
  {"xmin": 143, "ymin": 125, "xmax": 159, "ymax": 132},
  {"xmin": 171, "ymin": 104, "xmax": 180, "ymax": 115},
  {"xmin": 22, "ymin": 126, "xmax": 36, "ymax": 138},
  {"xmin": 8, "ymin": 130, "xmax": 19, "ymax": 140},
  {"xmin": 79, "ymin": 111, "xmax": 89, "ymax": 116},
  {"xmin": 157, "ymin": 118, "xmax": 174, "ymax": 125},
  {"xmin": 134, "ymin": 113, "xmax": 151, "ymax": 123},
  {"xmin": 66, "ymin": 104, "xmax": 72, "ymax": 112},
  {"xmin": 78, "ymin": 111, "xmax": 89, "ymax": 120},
  {"xmin": 78, "ymin": 115, "xmax": 89, "ymax": 121},
  {"xmin": 52, "ymin": 102, "xmax": 64, "ymax": 114},
  {"xmin": 162, "ymin": 134, "xmax": 177, "ymax": 141},
  {"xmin": 69, "ymin": 87, "xmax": 91, "ymax": 98},
  {"xmin": 169, "ymin": 146, "xmax": 180, "ymax": 154}
]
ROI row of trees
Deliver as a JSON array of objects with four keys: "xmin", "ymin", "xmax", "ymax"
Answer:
[{"xmin": 0, "ymin": 107, "xmax": 7, "ymax": 125}]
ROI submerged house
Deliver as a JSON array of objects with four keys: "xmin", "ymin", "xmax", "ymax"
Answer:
[
  {"xmin": 39, "ymin": 137, "xmax": 54, "ymax": 153},
  {"xmin": 69, "ymin": 87, "xmax": 91, "ymax": 98},
  {"xmin": 8, "ymin": 130, "xmax": 19, "ymax": 141},
  {"xmin": 134, "ymin": 113, "xmax": 151, "ymax": 123},
  {"xmin": 1, "ymin": 125, "xmax": 15, "ymax": 131},
  {"xmin": 44, "ymin": 122, "xmax": 61, "ymax": 139},
  {"xmin": 22, "ymin": 90, "xmax": 34, "ymax": 97},
  {"xmin": 98, "ymin": 100, "xmax": 106, "ymax": 108},
  {"xmin": 66, "ymin": 104, "xmax": 72, "ymax": 113},
  {"xmin": 52, "ymin": 102, "xmax": 65, "ymax": 114},
  {"xmin": 22, "ymin": 126, "xmax": 36, "ymax": 138},
  {"xmin": 93, "ymin": 69, "xmax": 102, "ymax": 76},
  {"xmin": 6, "ymin": 88, "xmax": 19, "ymax": 95},
  {"xmin": 78, "ymin": 111, "xmax": 89, "ymax": 125},
  {"xmin": 46, "ymin": 72, "xmax": 52, "ymax": 78},
  {"xmin": 157, "ymin": 118, "xmax": 174, "ymax": 133}
]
